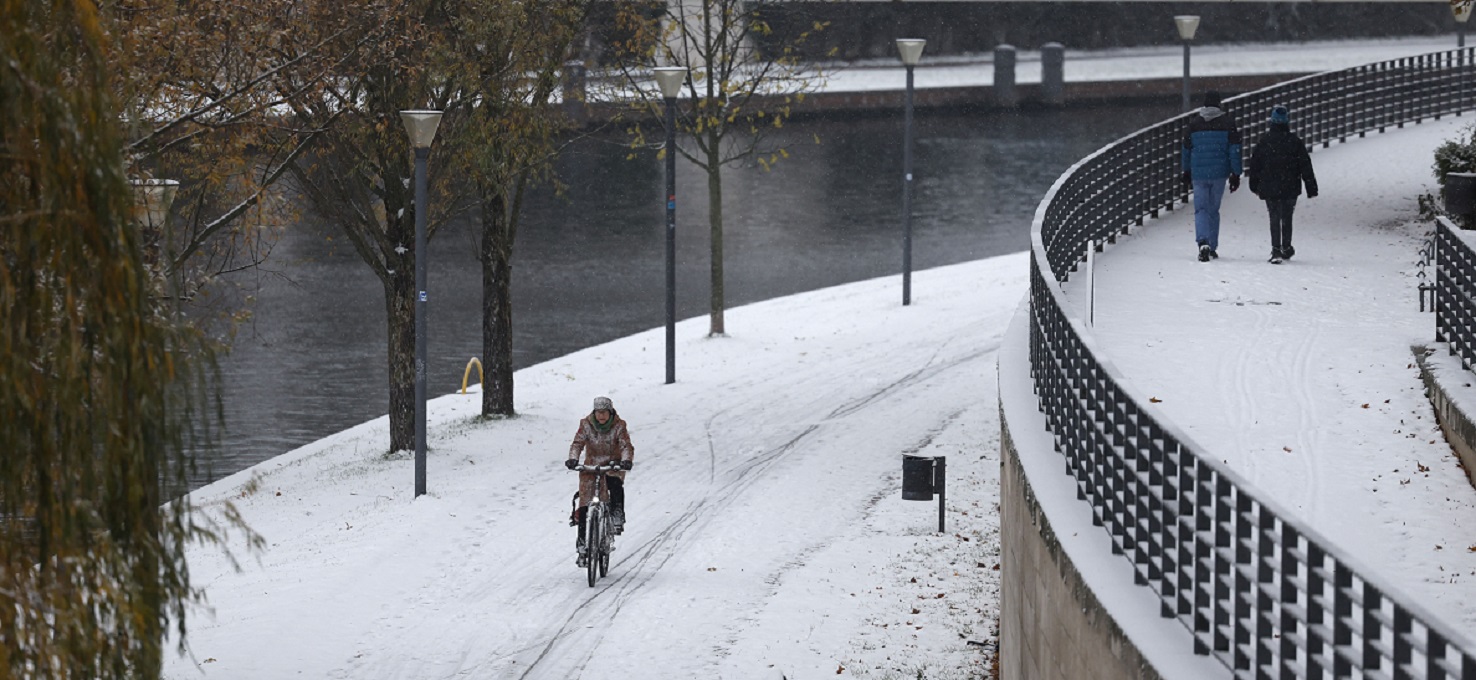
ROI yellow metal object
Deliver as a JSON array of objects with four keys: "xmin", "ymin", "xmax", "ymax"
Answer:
[{"xmin": 461, "ymin": 357, "xmax": 484, "ymax": 394}]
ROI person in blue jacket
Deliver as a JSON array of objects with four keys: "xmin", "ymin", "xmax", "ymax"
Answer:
[{"xmin": 1181, "ymin": 91, "xmax": 1243, "ymax": 262}]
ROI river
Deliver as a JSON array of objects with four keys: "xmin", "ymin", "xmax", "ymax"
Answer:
[{"xmin": 199, "ymin": 104, "xmax": 1169, "ymax": 489}]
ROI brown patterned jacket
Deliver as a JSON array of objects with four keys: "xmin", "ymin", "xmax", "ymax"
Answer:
[{"xmin": 568, "ymin": 412, "xmax": 634, "ymax": 507}]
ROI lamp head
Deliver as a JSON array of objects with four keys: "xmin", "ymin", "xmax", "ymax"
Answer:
[
  {"xmin": 1455, "ymin": 1, "xmax": 1472, "ymax": 24},
  {"xmin": 895, "ymin": 39, "xmax": 926, "ymax": 67},
  {"xmin": 1174, "ymin": 15, "xmax": 1201, "ymax": 41},
  {"xmin": 129, "ymin": 179, "xmax": 179, "ymax": 229},
  {"xmin": 653, "ymin": 66, "xmax": 687, "ymax": 99},
  {"xmin": 399, "ymin": 110, "xmax": 444, "ymax": 150}
]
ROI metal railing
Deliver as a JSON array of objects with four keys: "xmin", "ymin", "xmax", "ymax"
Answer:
[
  {"xmin": 1028, "ymin": 49, "xmax": 1476, "ymax": 677},
  {"xmin": 1437, "ymin": 219, "xmax": 1476, "ymax": 374}
]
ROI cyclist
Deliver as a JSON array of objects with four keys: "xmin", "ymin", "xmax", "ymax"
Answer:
[{"xmin": 565, "ymin": 396, "xmax": 634, "ymax": 566}]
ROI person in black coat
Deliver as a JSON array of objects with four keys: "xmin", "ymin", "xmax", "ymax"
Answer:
[{"xmin": 1248, "ymin": 106, "xmax": 1318, "ymax": 264}]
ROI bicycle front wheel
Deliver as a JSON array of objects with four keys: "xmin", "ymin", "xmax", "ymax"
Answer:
[
  {"xmin": 598, "ymin": 513, "xmax": 611, "ymax": 578},
  {"xmin": 585, "ymin": 504, "xmax": 603, "ymax": 587}
]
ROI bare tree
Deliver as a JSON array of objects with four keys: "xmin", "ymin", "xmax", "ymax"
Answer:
[{"xmin": 618, "ymin": 0, "xmax": 828, "ymax": 336}]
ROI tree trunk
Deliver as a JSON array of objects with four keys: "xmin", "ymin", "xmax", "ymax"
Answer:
[
  {"xmin": 706, "ymin": 129, "xmax": 725, "ymax": 336},
  {"xmin": 480, "ymin": 191, "xmax": 516, "ymax": 416},
  {"xmin": 385, "ymin": 266, "xmax": 416, "ymax": 453}
]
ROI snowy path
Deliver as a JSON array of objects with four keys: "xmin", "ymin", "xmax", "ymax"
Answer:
[
  {"xmin": 165, "ymin": 255, "xmax": 1025, "ymax": 679},
  {"xmin": 1060, "ymin": 114, "xmax": 1476, "ymax": 630}
]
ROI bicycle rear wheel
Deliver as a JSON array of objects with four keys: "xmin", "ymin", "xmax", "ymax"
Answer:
[{"xmin": 585, "ymin": 504, "xmax": 603, "ymax": 587}]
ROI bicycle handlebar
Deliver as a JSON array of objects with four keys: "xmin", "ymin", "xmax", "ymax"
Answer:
[{"xmin": 571, "ymin": 463, "xmax": 623, "ymax": 473}]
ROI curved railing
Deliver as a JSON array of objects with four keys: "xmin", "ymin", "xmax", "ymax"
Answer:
[{"xmin": 1028, "ymin": 49, "xmax": 1476, "ymax": 676}]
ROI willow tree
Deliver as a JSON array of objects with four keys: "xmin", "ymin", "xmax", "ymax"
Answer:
[
  {"xmin": 1, "ymin": 1, "xmax": 258, "ymax": 676},
  {"xmin": 619, "ymin": 0, "xmax": 829, "ymax": 336}
]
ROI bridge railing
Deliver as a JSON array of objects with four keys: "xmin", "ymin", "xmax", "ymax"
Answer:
[{"xmin": 1028, "ymin": 48, "xmax": 1476, "ymax": 677}]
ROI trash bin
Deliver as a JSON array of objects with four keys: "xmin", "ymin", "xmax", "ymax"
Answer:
[
  {"xmin": 901, "ymin": 455, "xmax": 935, "ymax": 501},
  {"xmin": 1446, "ymin": 172, "xmax": 1476, "ymax": 225}
]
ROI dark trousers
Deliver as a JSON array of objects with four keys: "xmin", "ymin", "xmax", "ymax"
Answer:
[
  {"xmin": 1266, "ymin": 197, "xmax": 1297, "ymax": 253},
  {"xmin": 574, "ymin": 475, "xmax": 624, "ymax": 547}
]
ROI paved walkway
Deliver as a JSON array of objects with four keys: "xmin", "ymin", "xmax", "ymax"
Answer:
[{"xmin": 1057, "ymin": 113, "xmax": 1476, "ymax": 630}]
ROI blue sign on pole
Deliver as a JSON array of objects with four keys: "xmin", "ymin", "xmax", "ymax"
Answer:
[{"xmin": 419, "ymin": 291, "xmax": 427, "ymax": 302}]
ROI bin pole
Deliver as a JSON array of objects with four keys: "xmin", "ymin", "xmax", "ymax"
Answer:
[{"xmin": 936, "ymin": 456, "xmax": 946, "ymax": 532}]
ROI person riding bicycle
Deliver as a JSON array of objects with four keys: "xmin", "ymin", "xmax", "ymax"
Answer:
[{"xmin": 565, "ymin": 396, "xmax": 634, "ymax": 566}]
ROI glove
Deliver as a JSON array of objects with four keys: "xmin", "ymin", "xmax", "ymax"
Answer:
[
  {"xmin": 564, "ymin": 459, "xmax": 577, "ymax": 470},
  {"xmin": 1180, "ymin": 171, "xmax": 1191, "ymax": 189},
  {"xmin": 620, "ymin": 460, "xmax": 633, "ymax": 470},
  {"xmin": 1228, "ymin": 174, "xmax": 1241, "ymax": 193},
  {"xmin": 1307, "ymin": 188, "xmax": 1318, "ymax": 199}
]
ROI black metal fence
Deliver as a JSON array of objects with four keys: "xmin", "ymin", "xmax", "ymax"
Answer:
[
  {"xmin": 1029, "ymin": 49, "xmax": 1476, "ymax": 677},
  {"xmin": 1437, "ymin": 219, "xmax": 1476, "ymax": 374}
]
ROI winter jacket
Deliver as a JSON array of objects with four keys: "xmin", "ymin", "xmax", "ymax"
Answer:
[
  {"xmin": 1248, "ymin": 124, "xmax": 1318, "ymax": 200},
  {"xmin": 569, "ymin": 412, "xmax": 634, "ymax": 506},
  {"xmin": 1181, "ymin": 107, "xmax": 1244, "ymax": 181}
]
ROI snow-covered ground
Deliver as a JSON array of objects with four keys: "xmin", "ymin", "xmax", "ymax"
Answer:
[
  {"xmin": 164, "ymin": 39, "xmax": 1476, "ymax": 679},
  {"xmin": 165, "ymin": 255, "xmax": 1024, "ymax": 679},
  {"xmin": 1060, "ymin": 113, "xmax": 1476, "ymax": 631}
]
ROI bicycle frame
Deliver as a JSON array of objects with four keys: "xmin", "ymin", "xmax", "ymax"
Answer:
[{"xmin": 571, "ymin": 463, "xmax": 620, "ymax": 586}]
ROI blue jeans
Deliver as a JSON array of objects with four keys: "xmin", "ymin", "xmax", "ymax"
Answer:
[{"xmin": 1192, "ymin": 178, "xmax": 1228, "ymax": 250}]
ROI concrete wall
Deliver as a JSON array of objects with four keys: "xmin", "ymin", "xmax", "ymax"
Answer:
[
  {"xmin": 998, "ymin": 416, "xmax": 1165, "ymax": 680},
  {"xmin": 1415, "ymin": 344, "xmax": 1476, "ymax": 491}
]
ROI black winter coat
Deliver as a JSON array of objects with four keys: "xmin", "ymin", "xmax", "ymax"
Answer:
[{"xmin": 1248, "ymin": 124, "xmax": 1318, "ymax": 200}]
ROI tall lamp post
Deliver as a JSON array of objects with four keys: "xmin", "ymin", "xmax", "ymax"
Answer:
[
  {"xmin": 896, "ymin": 38, "xmax": 925, "ymax": 307},
  {"xmin": 400, "ymin": 109, "xmax": 443, "ymax": 499},
  {"xmin": 1456, "ymin": 1, "xmax": 1471, "ymax": 49},
  {"xmin": 1175, "ymin": 16, "xmax": 1200, "ymax": 112},
  {"xmin": 653, "ymin": 67, "xmax": 686, "ymax": 385},
  {"xmin": 129, "ymin": 178, "xmax": 180, "ymax": 272}
]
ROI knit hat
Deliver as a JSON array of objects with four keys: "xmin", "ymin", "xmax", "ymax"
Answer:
[
  {"xmin": 1269, "ymin": 106, "xmax": 1290, "ymax": 125},
  {"xmin": 592, "ymin": 396, "xmax": 613, "ymax": 412},
  {"xmin": 1202, "ymin": 91, "xmax": 1223, "ymax": 108}
]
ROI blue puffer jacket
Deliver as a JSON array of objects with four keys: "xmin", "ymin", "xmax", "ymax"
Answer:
[{"xmin": 1181, "ymin": 107, "xmax": 1243, "ymax": 181}]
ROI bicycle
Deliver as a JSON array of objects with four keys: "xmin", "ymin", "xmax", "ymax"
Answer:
[{"xmin": 570, "ymin": 462, "xmax": 621, "ymax": 587}]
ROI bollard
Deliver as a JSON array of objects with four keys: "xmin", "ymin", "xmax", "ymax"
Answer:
[
  {"xmin": 994, "ymin": 45, "xmax": 1018, "ymax": 108},
  {"xmin": 901, "ymin": 455, "xmax": 947, "ymax": 532},
  {"xmin": 1041, "ymin": 42, "xmax": 1065, "ymax": 107}
]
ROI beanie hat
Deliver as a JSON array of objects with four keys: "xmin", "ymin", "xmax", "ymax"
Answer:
[
  {"xmin": 592, "ymin": 396, "xmax": 613, "ymax": 412},
  {"xmin": 1269, "ymin": 106, "xmax": 1290, "ymax": 125},
  {"xmin": 1203, "ymin": 91, "xmax": 1223, "ymax": 108}
]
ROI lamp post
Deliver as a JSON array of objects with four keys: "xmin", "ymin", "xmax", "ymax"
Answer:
[
  {"xmin": 400, "ymin": 109, "xmax": 443, "ymax": 499},
  {"xmin": 653, "ymin": 66, "xmax": 686, "ymax": 385},
  {"xmin": 1456, "ymin": 1, "xmax": 1471, "ymax": 49},
  {"xmin": 1175, "ymin": 16, "xmax": 1200, "ymax": 112},
  {"xmin": 896, "ymin": 38, "xmax": 925, "ymax": 307}
]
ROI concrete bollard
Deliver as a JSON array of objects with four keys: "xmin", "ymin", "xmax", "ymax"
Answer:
[
  {"xmin": 1041, "ymin": 42, "xmax": 1065, "ymax": 107},
  {"xmin": 994, "ymin": 44, "xmax": 1018, "ymax": 108}
]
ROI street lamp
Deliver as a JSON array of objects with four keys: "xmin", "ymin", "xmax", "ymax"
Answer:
[
  {"xmin": 1455, "ymin": 1, "xmax": 1471, "ymax": 49},
  {"xmin": 1175, "ymin": 16, "xmax": 1200, "ymax": 112},
  {"xmin": 129, "ymin": 178, "xmax": 179, "ymax": 268},
  {"xmin": 654, "ymin": 66, "xmax": 686, "ymax": 385},
  {"xmin": 895, "ymin": 38, "xmax": 925, "ymax": 307},
  {"xmin": 400, "ymin": 109, "xmax": 443, "ymax": 499}
]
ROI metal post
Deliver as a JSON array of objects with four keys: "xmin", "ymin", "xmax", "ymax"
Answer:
[
  {"xmin": 936, "ymin": 456, "xmax": 946, "ymax": 532},
  {"xmin": 414, "ymin": 146, "xmax": 429, "ymax": 498},
  {"xmin": 664, "ymin": 95, "xmax": 677, "ymax": 385},
  {"xmin": 1462, "ymin": 23, "xmax": 1467, "ymax": 49},
  {"xmin": 1182, "ymin": 40, "xmax": 1192, "ymax": 112},
  {"xmin": 902, "ymin": 63, "xmax": 915, "ymax": 306}
]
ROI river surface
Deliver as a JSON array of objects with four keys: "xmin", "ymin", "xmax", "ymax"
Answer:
[{"xmin": 198, "ymin": 104, "xmax": 1169, "ymax": 489}]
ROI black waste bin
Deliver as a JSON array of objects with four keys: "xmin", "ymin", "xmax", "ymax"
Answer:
[
  {"xmin": 901, "ymin": 455, "xmax": 935, "ymax": 501},
  {"xmin": 1447, "ymin": 173, "xmax": 1476, "ymax": 225}
]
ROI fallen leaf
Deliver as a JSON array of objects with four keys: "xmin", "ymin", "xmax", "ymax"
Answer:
[
  {"xmin": 837, "ymin": 665, "xmax": 845, "ymax": 675},
  {"xmin": 1436, "ymin": 545, "xmax": 1444, "ymax": 550},
  {"xmin": 1362, "ymin": 403, "xmax": 1370, "ymax": 409},
  {"xmin": 1149, "ymin": 397, "xmax": 1163, "ymax": 403},
  {"xmin": 707, "ymin": 567, "xmax": 717, "ymax": 572},
  {"xmin": 912, "ymin": 607, "xmax": 921, "ymax": 614}
]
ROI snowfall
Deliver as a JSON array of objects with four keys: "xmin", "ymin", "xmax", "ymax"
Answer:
[{"xmin": 165, "ymin": 36, "xmax": 1476, "ymax": 680}]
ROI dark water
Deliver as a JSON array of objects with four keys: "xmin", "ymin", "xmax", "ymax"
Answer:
[{"xmin": 200, "ymin": 104, "xmax": 1167, "ymax": 488}]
